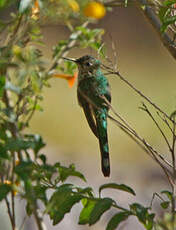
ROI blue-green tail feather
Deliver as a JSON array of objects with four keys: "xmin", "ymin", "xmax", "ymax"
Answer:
[{"xmin": 95, "ymin": 109, "xmax": 110, "ymax": 177}]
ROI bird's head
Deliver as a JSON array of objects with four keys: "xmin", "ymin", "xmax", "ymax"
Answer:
[{"xmin": 63, "ymin": 55, "xmax": 101, "ymax": 73}]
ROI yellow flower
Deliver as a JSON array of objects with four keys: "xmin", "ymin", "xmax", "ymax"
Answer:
[
  {"xmin": 4, "ymin": 180, "xmax": 20, "ymax": 196},
  {"xmin": 12, "ymin": 45, "xmax": 22, "ymax": 56},
  {"xmin": 84, "ymin": 1, "xmax": 106, "ymax": 19},
  {"xmin": 4, "ymin": 180, "xmax": 11, "ymax": 185},
  {"xmin": 67, "ymin": 0, "xmax": 80, "ymax": 12}
]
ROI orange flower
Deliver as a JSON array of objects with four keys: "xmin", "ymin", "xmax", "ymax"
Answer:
[
  {"xmin": 53, "ymin": 72, "xmax": 78, "ymax": 88},
  {"xmin": 4, "ymin": 180, "xmax": 11, "ymax": 185},
  {"xmin": 31, "ymin": 1, "xmax": 40, "ymax": 20},
  {"xmin": 15, "ymin": 160, "xmax": 20, "ymax": 165}
]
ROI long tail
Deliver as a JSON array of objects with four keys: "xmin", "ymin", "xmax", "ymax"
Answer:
[{"xmin": 95, "ymin": 110, "xmax": 110, "ymax": 177}]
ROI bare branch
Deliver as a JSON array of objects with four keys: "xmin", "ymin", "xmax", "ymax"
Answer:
[
  {"xmin": 136, "ymin": 0, "xmax": 176, "ymax": 60},
  {"xmin": 47, "ymin": 21, "xmax": 89, "ymax": 74},
  {"xmin": 106, "ymin": 69, "xmax": 173, "ymax": 123},
  {"xmin": 140, "ymin": 103, "xmax": 172, "ymax": 152}
]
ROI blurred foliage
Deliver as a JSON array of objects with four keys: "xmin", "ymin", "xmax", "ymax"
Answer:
[{"xmin": 0, "ymin": 0, "xmax": 176, "ymax": 230}]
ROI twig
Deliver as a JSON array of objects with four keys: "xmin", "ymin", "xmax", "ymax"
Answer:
[
  {"xmin": 157, "ymin": 112, "xmax": 173, "ymax": 134},
  {"xmin": 149, "ymin": 192, "xmax": 166, "ymax": 209},
  {"xmin": 24, "ymin": 97, "xmax": 38, "ymax": 128},
  {"xmin": 19, "ymin": 215, "xmax": 27, "ymax": 230},
  {"xmin": 108, "ymin": 114, "xmax": 156, "ymax": 158},
  {"xmin": 171, "ymin": 116, "xmax": 176, "ymax": 176},
  {"xmin": 105, "ymin": 98, "xmax": 173, "ymax": 170},
  {"xmin": 136, "ymin": 0, "xmax": 176, "ymax": 60},
  {"xmin": 4, "ymin": 15, "xmax": 23, "ymax": 47},
  {"xmin": 78, "ymin": 87, "xmax": 173, "ymax": 174},
  {"xmin": 33, "ymin": 204, "xmax": 47, "ymax": 230},
  {"xmin": 11, "ymin": 154, "xmax": 16, "ymax": 230},
  {"xmin": 5, "ymin": 197, "xmax": 14, "ymax": 227},
  {"xmin": 47, "ymin": 21, "xmax": 89, "ymax": 74},
  {"xmin": 107, "ymin": 70, "xmax": 173, "ymax": 123},
  {"xmin": 140, "ymin": 103, "xmax": 172, "ymax": 152}
]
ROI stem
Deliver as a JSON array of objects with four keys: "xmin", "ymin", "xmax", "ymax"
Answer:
[
  {"xmin": 33, "ymin": 203, "xmax": 47, "ymax": 230},
  {"xmin": 171, "ymin": 116, "xmax": 176, "ymax": 230},
  {"xmin": 141, "ymin": 103, "xmax": 172, "ymax": 152},
  {"xmin": 110, "ymin": 70, "xmax": 173, "ymax": 123},
  {"xmin": 5, "ymin": 197, "xmax": 14, "ymax": 228},
  {"xmin": 136, "ymin": 0, "xmax": 176, "ymax": 60},
  {"xmin": 46, "ymin": 21, "xmax": 89, "ymax": 74},
  {"xmin": 171, "ymin": 117, "xmax": 176, "ymax": 176},
  {"xmin": 11, "ymin": 155, "xmax": 16, "ymax": 230}
]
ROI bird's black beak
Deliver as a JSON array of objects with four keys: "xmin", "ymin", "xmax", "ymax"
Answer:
[{"xmin": 62, "ymin": 57, "xmax": 77, "ymax": 63}]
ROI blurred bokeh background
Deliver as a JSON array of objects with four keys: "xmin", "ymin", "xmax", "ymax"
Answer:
[{"xmin": 1, "ymin": 4, "xmax": 176, "ymax": 230}]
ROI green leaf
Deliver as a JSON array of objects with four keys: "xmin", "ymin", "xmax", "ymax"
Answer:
[
  {"xmin": 24, "ymin": 134, "xmax": 45, "ymax": 155},
  {"xmin": 0, "ymin": 0, "xmax": 6, "ymax": 8},
  {"xmin": 160, "ymin": 201, "xmax": 170, "ymax": 209},
  {"xmin": 79, "ymin": 199, "xmax": 96, "ymax": 225},
  {"xmin": 19, "ymin": 0, "xmax": 32, "ymax": 13},
  {"xmin": 26, "ymin": 201, "xmax": 33, "ymax": 216},
  {"xmin": 89, "ymin": 198, "xmax": 113, "ymax": 225},
  {"xmin": 99, "ymin": 183, "xmax": 135, "ymax": 196},
  {"xmin": 0, "ymin": 75, "xmax": 5, "ymax": 97},
  {"xmin": 57, "ymin": 164, "xmax": 86, "ymax": 182},
  {"xmin": 0, "ymin": 144, "xmax": 9, "ymax": 159},
  {"xmin": 15, "ymin": 161, "xmax": 33, "ymax": 180},
  {"xmin": 0, "ymin": 184, "xmax": 11, "ymax": 201},
  {"xmin": 6, "ymin": 138, "xmax": 33, "ymax": 152},
  {"xmin": 130, "ymin": 203, "xmax": 155, "ymax": 230},
  {"xmin": 106, "ymin": 212, "xmax": 131, "ymax": 230},
  {"xmin": 77, "ymin": 187, "xmax": 94, "ymax": 197},
  {"xmin": 34, "ymin": 185, "xmax": 47, "ymax": 204},
  {"xmin": 130, "ymin": 203, "xmax": 148, "ymax": 222},
  {"xmin": 53, "ymin": 40, "xmax": 69, "ymax": 57},
  {"xmin": 161, "ymin": 190, "xmax": 173, "ymax": 201},
  {"xmin": 163, "ymin": 0, "xmax": 176, "ymax": 6},
  {"xmin": 47, "ymin": 184, "xmax": 82, "ymax": 225},
  {"xmin": 164, "ymin": 15, "xmax": 176, "ymax": 25},
  {"xmin": 159, "ymin": 6, "xmax": 170, "ymax": 22}
]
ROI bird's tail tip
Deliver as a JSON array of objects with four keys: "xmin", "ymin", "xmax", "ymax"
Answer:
[{"xmin": 102, "ymin": 157, "xmax": 110, "ymax": 177}]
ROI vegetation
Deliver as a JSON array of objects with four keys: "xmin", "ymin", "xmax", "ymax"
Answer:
[{"xmin": 0, "ymin": 0, "xmax": 176, "ymax": 230}]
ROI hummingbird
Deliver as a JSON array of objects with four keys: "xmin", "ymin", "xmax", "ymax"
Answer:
[{"xmin": 63, "ymin": 55, "xmax": 111, "ymax": 177}]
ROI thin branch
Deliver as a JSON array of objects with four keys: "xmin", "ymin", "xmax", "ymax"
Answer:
[
  {"xmin": 140, "ymin": 103, "xmax": 172, "ymax": 152},
  {"xmin": 78, "ymin": 88, "xmax": 173, "ymax": 174},
  {"xmin": 47, "ymin": 21, "xmax": 89, "ymax": 74},
  {"xmin": 149, "ymin": 192, "xmax": 166, "ymax": 209},
  {"xmin": 33, "ymin": 204, "xmax": 47, "ymax": 230},
  {"xmin": 171, "ymin": 116, "xmax": 176, "ymax": 176},
  {"xmin": 107, "ymin": 70, "xmax": 173, "ymax": 123},
  {"xmin": 19, "ymin": 215, "xmax": 27, "ymax": 230},
  {"xmin": 4, "ymin": 15, "xmax": 23, "ymax": 47},
  {"xmin": 5, "ymin": 197, "xmax": 14, "ymax": 228},
  {"xmin": 11, "ymin": 155, "xmax": 16, "ymax": 230},
  {"xmin": 136, "ymin": 0, "xmax": 176, "ymax": 60},
  {"xmin": 157, "ymin": 111, "xmax": 173, "ymax": 134},
  {"xmin": 104, "ymin": 97, "xmax": 173, "ymax": 170},
  {"xmin": 23, "ymin": 97, "xmax": 38, "ymax": 128},
  {"xmin": 108, "ymin": 114, "xmax": 156, "ymax": 158}
]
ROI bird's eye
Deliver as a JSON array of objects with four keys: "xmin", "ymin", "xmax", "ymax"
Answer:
[{"xmin": 86, "ymin": 62, "xmax": 92, "ymax": 66}]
